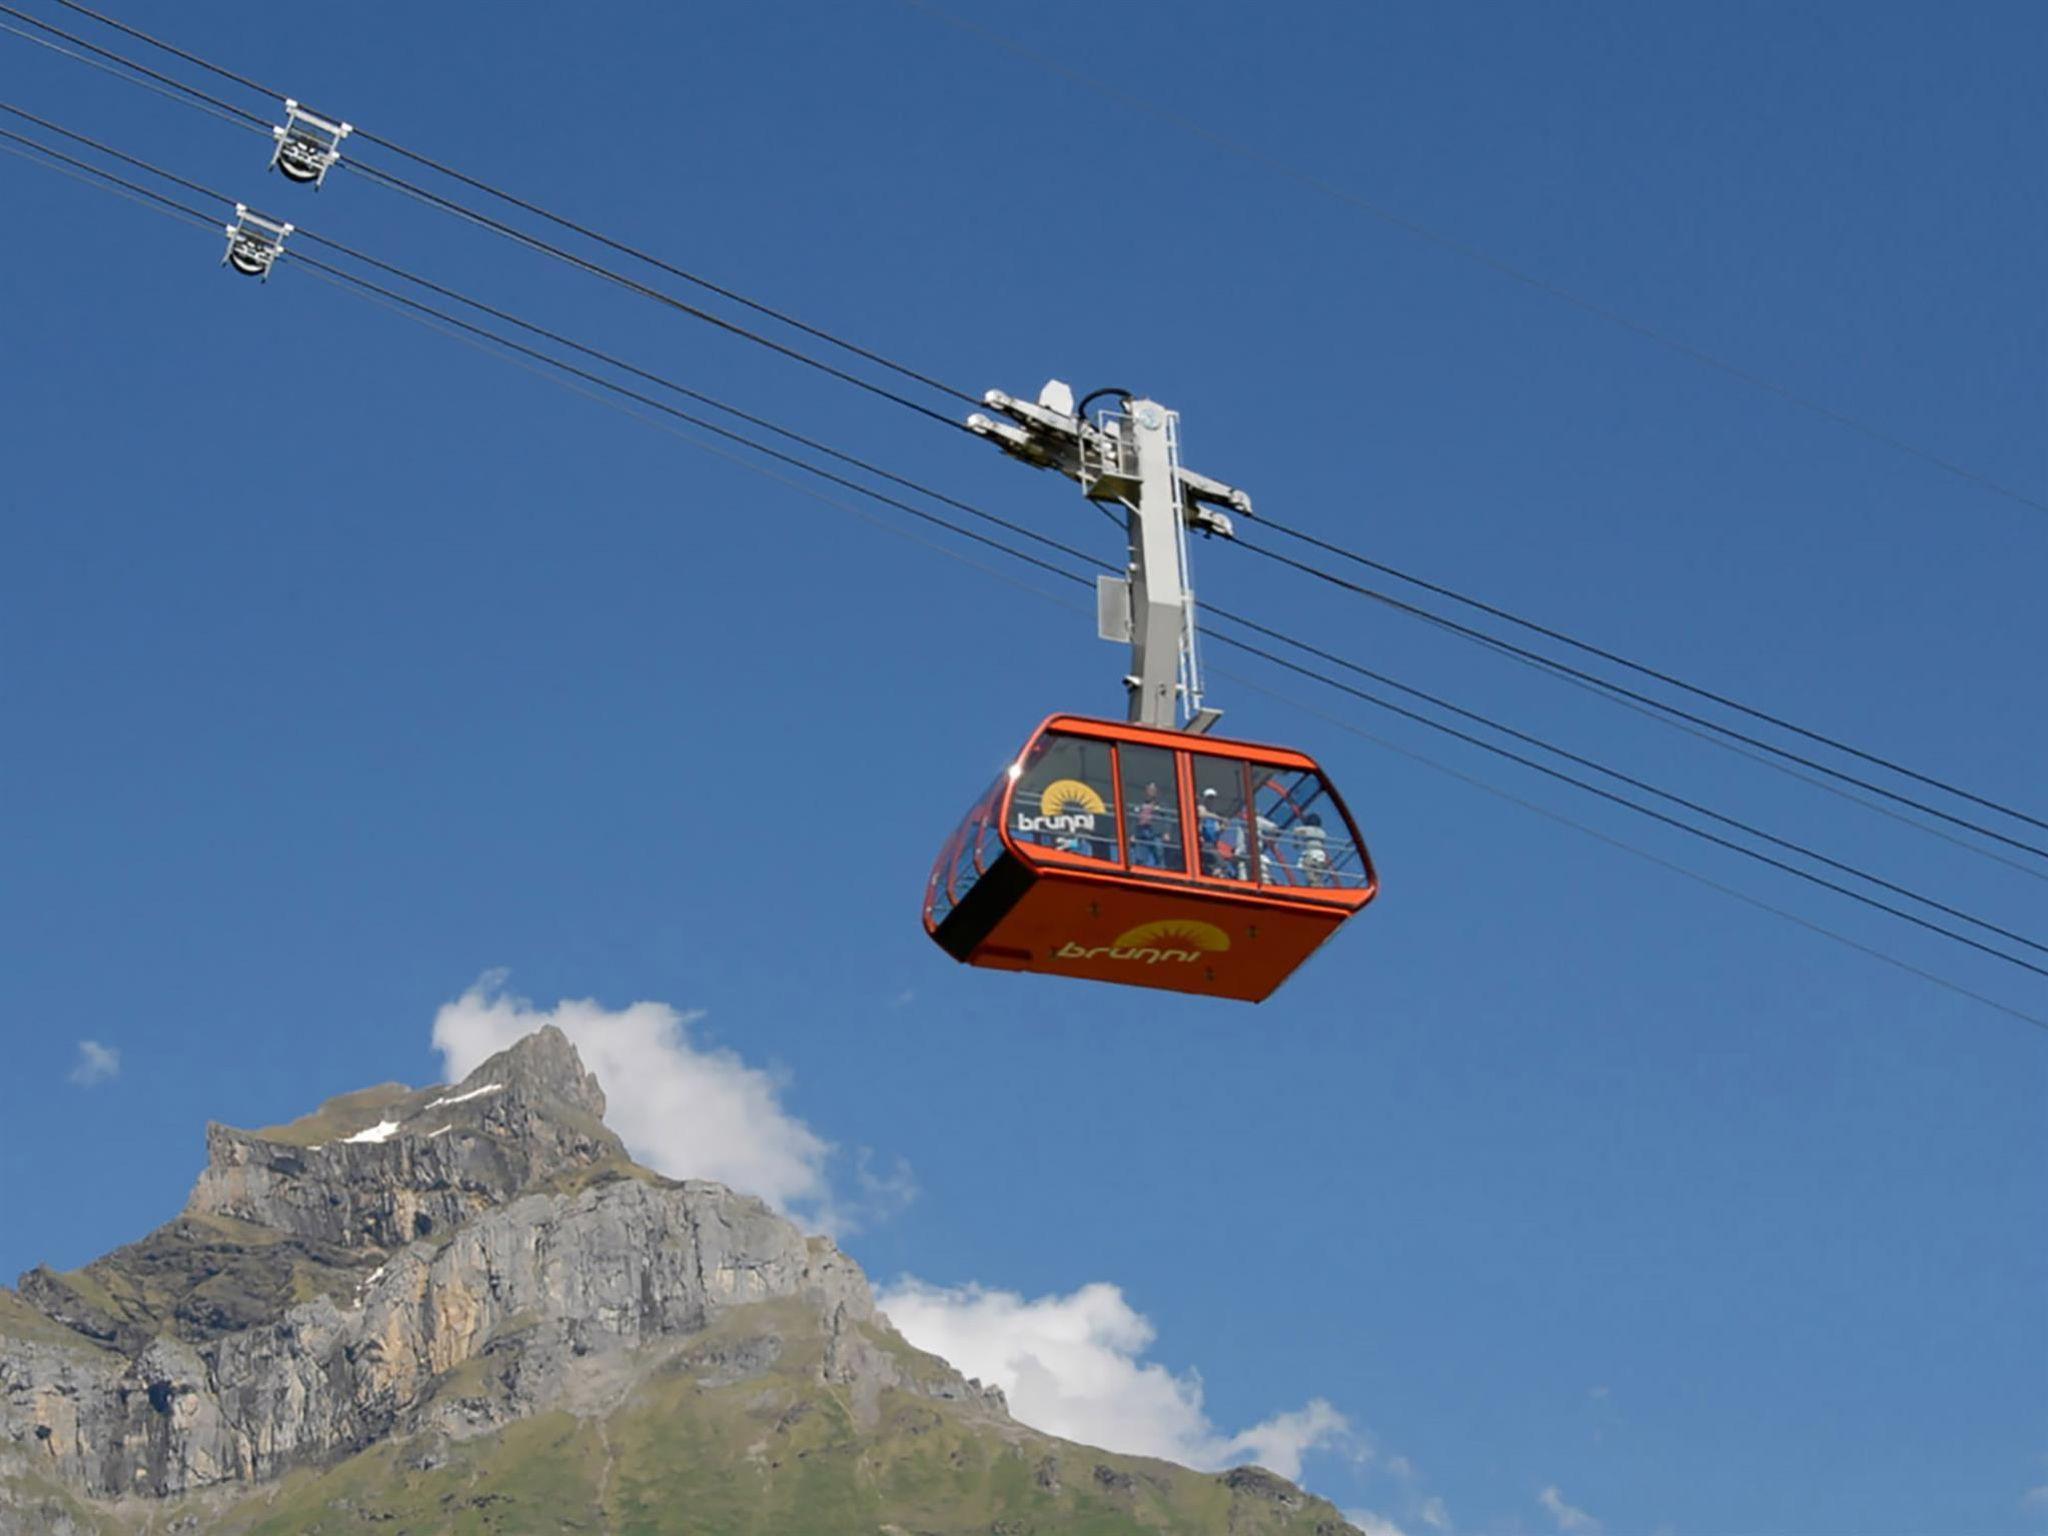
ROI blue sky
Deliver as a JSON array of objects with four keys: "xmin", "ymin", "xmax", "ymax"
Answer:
[{"xmin": 2, "ymin": 2, "xmax": 2044, "ymax": 1532}]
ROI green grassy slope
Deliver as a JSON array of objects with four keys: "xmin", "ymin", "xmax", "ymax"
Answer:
[{"xmin": 11, "ymin": 1298, "xmax": 1353, "ymax": 1536}]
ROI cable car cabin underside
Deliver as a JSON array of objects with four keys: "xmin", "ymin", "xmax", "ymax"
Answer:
[{"xmin": 925, "ymin": 716, "xmax": 1377, "ymax": 1003}]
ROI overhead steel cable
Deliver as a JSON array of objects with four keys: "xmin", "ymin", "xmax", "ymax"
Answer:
[
  {"xmin": 46, "ymin": 0, "xmax": 2048, "ymax": 521},
  {"xmin": 333, "ymin": 157, "xmax": 974, "ymax": 433},
  {"xmin": 1437, "ymin": 603, "xmax": 2048, "ymax": 888},
  {"xmin": 1206, "ymin": 661, "xmax": 2048, "ymax": 1035},
  {"xmin": 0, "ymin": 124, "xmax": 219, "ymax": 230},
  {"xmin": 12, "ymin": 3, "xmax": 2041, "ymax": 867},
  {"xmin": 1196, "ymin": 624, "xmax": 2048, "ymax": 981},
  {"xmin": 1248, "ymin": 511, "xmax": 2048, "ymax": 836},
  {"xmin": 292, "ymin": 255, "xmax": 1088, "ymax": 585},
  {"xmin": 0, "ymin": 101, "xmax": 1110, "ymax": 579},
  {"xmin": 0, "ymin": 124, "xmax": 1086, "ymax": 594},
  {"xmin": 243, "ymin": 272, "xmax": 2048, "ymax": 978},
  {"xmin": 13, "ymin": 113, "xmax": 2039, "ymax": 981},
  {"xmin": 903, "ymin": 0, "xmax": 2048, "ymax": 519},
  {"xmin": 0, "ymin": 5, "xmax": 267, "ymax": 126},
  {"xmin": 1232, "ymin": 534, "xmax": 2048, "ymax": 866},
  {"xmin": 0, "ymin": 13, "xmax": 261, "ymax": 132},
  {"xmin": 36, "ymin": 0, "xmax": 987, "ymax": 409},
  {"xmin": 1198, "ymin": 600, "xmax": 2048, "ymax": 961},
  {"xmin": 0, "ymin": 6, "xmax": 976, "ymax": 435},
  {"xmin": 7, "ymin": 122, "xmax": 2044, "ymax": 1015}
]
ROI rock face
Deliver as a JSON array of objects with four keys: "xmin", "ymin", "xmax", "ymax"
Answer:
[
  {"xmin": 0, "ymin": 1028, "xmax": 1357, "ymax": 1536},
  {"xmin": 0, "ymin": 1029, "xmax": 899, "ymax": 1502}
]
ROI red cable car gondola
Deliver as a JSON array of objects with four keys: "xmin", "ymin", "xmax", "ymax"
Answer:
[
  {"xmin": 924, "ymin": 715, "xmax": 1377, "ymax": 1002},
  {"xmin": 924, "ymin": 382, "xmax": 1380, "ymax": 1001}
]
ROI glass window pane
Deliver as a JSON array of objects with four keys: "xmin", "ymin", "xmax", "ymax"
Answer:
[
  {"xmin": 930, "ymin": 771, "xmax": 1008, "ymax": 924},
  {"xmin": 1012, "ymin": 733, "xmax": 1121, "ymax": 863},
  {"xmin": 1191, "ymin": 755, "xmax": 1253, "ymax": 881},
  {"xmin": 1119, "ymin": 743, "xmax": 1184, "ymax": 875},
  {"xmin": 1253, "ymin": 768, "xmax": 1369, "ymax": 890}
]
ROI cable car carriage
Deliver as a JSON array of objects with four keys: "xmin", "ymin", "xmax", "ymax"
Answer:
[
  {"xmin": 926, "ymin": 715, "xmax": 1375, "ymax": 1001},
  {"xmin": 922, "ymin": 382, "xmax": 1379, "ymax": 1002}
]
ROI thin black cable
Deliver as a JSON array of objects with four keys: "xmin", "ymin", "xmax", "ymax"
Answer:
[
  {"xmin": 41, "ymin": 0, "xmax": 986, "ymax": 408},
  {"xmin": 1200, "ymin": 599, "xmax": 2048, "ymax": 960},
  {"xmin": 0, "ymin": 98, "xmax": 236, "ymax": 203},
  {"xmin": 313, "ymin": 272, "xmax": 1101, "ymax": 621},
  {"xmin": 1198, "ymin": 624, "xmax": 2048, "ymax": 981},
  {"xmin": 0, "ymin": 129, "xmax": 216, "ymax": 231},
  {"xmin": 1233, "ymin": 534, "xmax": 2048, "ymax": 866},
  {"xmin": 0, "ymin": 120, "xmax": 1079, "ymax": 598},
  {"xmin": 1207, "ymin": 661, "xmax": 2048, "ymax": 1034},
  {"xmin": 1454, "ymin": 605, "xmax": 2048, "ymax": 886},
  {"xmin": 291, "ymin": 245, "xmax": 2045, "ymax": 978},
  {"xmin": 0, "ymin": 118, "xmax": 218, "ymax": 222},
  {"xmin": 18, "ymin": 1, "xmax": 2041, "ymax": 859},
  {"xmin": 1251, "ymin": 512, "xmax": 2048, "ymax": 835},
  {"xmin": 904, "ymin": 0, "xmax": 2048, "ymax": 518},
  {"xmin": 2, "ymin": 6, "xmax": 978, "ymax": 435},
  {"xmin": 10, "ymin": 120, "xmax": 2043, "ymax": 1006},
  {"xmin": 285, "ymin": 253, "xmax": 1085, "ymax": 588},
  {"xmin": 258, "ymin": 232, "xmax": 2048, "ymax": 975},
  {"xmin": 0, "ymin": 5, "xmax": 266, "ymax": 126},
  {"xmin": 200, "ymin": 176, "xmax": 2048, "ymax": 955},
  {"xmin": 0, "ymin": 15, "xmax": 261, "ymax": 134},
  {"xmin": 338, "ymin": 159, "xmax": 971, "ymax": 434},
  {"xmin": 275, "ymin": 249, "xmax": 2048, "ymax": 980},
  {"xmin": 305, "ymin": 215, "xmax": 1109, "ymax": 573},
  {"xmin": 0, "ymin": 97, "xmax": 1111, "ymax": 581},
  {"xmin": 269, "ymin": 219, "xmax": 2046, "ymax": 935}
]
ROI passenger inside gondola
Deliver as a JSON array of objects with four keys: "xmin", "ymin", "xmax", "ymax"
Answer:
[
  {"xmin": 1192, "ymin": 757, "xmax": 1252, "ymax": 880},
  {"xmin": 1120, "ymin": 741, "xmax": 1183, "ymax": 874},
  {"xmin": 1251, "ymin": 768, "xmax": 1369, "ymax": 890}
]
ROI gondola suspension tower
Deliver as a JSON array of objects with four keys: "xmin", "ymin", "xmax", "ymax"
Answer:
[{"xmin": 967, "ymin": 381, "xmax": 1248, "ymax": 732}]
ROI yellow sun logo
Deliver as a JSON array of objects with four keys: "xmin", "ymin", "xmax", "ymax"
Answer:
[
  {"xmin": 1039, "ymin": 779, "xmax": 1108, "ymax": 817},
  {"xmin": 1113, "ymin": 919, "xmax": 1231, "ymax": 952}
]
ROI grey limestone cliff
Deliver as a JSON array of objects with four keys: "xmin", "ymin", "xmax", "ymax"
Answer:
[{"xmin": 0, "ymin": 1028, "xmax": 985, "ymax": 1503}]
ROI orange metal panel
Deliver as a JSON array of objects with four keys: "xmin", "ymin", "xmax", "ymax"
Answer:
[
  {"xmin": 959, "ymin": 866, "xmax": 1353, "ymax": 1003},
  {"xmin": 1038, "ymin": 713, "xmax": 1323, "ymax": 771}
]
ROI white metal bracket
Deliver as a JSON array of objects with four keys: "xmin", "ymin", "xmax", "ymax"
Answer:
[
  {"xmin": 270, "ymin": 99, "xmax": 353, "ymax": 188},
  {"xmin": 223, "ymin": 205, "xmax": 293, "ymax": 280},
  {"xmin": 967, "ymin": 379, "xmax": 1253, "ymax": 731}
]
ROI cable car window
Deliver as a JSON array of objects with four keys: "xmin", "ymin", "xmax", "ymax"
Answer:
[
  {"xmin": 1191, "ymin": 755, "xmax": 1254, "ymax": 882},
  {"xmin": 931, "ymin": 773, "xmax": 1009, "ymax": 924},
  {"xmin": 1119, "ymin": 743, "xmax": 1185, "ymax": 876},
  {"xmin": 1012, "ymin": 733, "xmax": 1120, "ymax": 864},
  {"xmin": 1253, "ymin": 768, "xmax": 1369, "ymax": 890}
]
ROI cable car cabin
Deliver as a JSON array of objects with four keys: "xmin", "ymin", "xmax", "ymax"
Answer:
[{"xmin": 924, "ymin": 715, "xmax": 1377, "ymax": 1002}]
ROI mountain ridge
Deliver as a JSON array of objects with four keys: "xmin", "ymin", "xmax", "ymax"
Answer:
[{"xmin": 0, "ymin": 1028, "xmax": 1359, "ymax": 1535}]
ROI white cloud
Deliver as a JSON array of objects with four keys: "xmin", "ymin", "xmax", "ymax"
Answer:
[
  {"xmin": 432, "ymin": 975, "xmax": 902, "ymax": 1233},
  {"xmin": 1345, "ymin": 1511, "xmax": 1410, "ymax": 1536},
  {"xmin": 69, "ymin": 1039, "xmax": 119, "ymax": 1087},
  {"xmin": 1420, "ymin": 1494, "xmax": 1452, "ymax": 1530},
  {"xmin": 875, "ymin": 1278, "xmax": 1353, "ymax": 1481},
  {"xmin": 1539, "ymin": 1484, "xmax": 1601, "ymax": 1534},
  {"xmin": 2023, "ymin": 1483, "xmax": 2048, "ymax": 1512}
]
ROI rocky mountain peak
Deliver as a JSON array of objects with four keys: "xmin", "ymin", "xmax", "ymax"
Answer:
[
  {"xmin": 181, "ymin": 1026, "xmax": 625, "ymax": 1256},
  {"xmin": 470, "ymin": 1022, "xmax": 607, "ymax": 1119},
  {"xmin": 1, "ymin": 1030, "xmax": 1356, "ymax": 1535}
]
